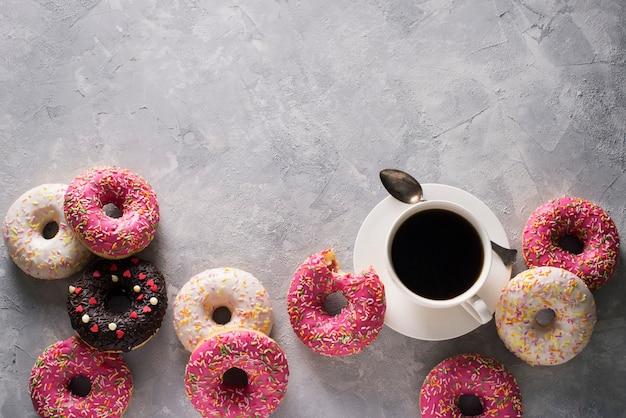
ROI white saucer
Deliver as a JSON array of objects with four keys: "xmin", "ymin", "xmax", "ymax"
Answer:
[{"xmin": 353, "ymin": 184, "xmax": 513, "ymax": 341}]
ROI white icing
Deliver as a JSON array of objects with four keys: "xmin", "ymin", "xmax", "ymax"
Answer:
[
  {"xmin": 1, "ymin": 184, "xmax": 93, "ymax": 280},
  {"xmin": 173, "ymin": 267, "xmax": 274, "ymax": 352}
]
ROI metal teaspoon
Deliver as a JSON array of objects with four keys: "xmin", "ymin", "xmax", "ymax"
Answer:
[{"xmin": 379, "ymin": 169, "xmax": 517, "ymax": 267}]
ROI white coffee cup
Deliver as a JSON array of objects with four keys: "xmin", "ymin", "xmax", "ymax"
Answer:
[{"xmin": 385, "ymin": 199, "xmax": 493, "ymax": 324}]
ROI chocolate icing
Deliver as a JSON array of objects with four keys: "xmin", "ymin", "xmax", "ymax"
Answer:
[{"xmin": 67, "ymin": 257, "xmax": 168, "ymax": 352}]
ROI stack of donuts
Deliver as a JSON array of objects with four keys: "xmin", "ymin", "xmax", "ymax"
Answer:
[
  {"xmin": 495, "ymin": 196, "xmax": 619, "ymax": 366},
  {"xmin": 3, "ymin": 166, "xmax": 165, "ymax": 417},
  {"xmin": 172, "ymin": 267, "xmax": 289, "ymax": 418}
]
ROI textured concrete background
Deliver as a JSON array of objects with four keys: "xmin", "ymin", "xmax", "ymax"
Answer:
[{"xmin": 1, "ymin": 0, "xmax": 625, "ymax": 416}]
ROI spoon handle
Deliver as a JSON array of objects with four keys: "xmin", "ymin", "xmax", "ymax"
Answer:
[{"xmin": 490, "ymin": 241, "xmax": 517, "ymax": 267}]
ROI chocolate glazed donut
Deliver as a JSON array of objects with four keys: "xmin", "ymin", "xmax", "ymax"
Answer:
[{"xmin": 67, "ymin": 257, "xmax": 168, "ymax": 352}]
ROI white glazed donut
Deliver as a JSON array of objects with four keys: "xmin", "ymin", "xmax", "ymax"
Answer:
[
  {"xmin": 495, "ymin": 266, "xmax": 597, "ymax": 366},
  {"xmin": 2, "ymin": 184, "xmax": 93, "ymax": 279},
  {"xmin": 173, "ymin": 267, "xmax": 274, "ymax": 352}
]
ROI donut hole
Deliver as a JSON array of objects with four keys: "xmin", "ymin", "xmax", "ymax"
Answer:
[
  {"xmin": 458, "ymin": 393, "xmax": 484, "ymax": 416},
  {"xmin": 557, "ymin": 234, "xmax": 584, "ymax": 255},
  {"xmin": 68, "ymin": 375, "xmax": 92, "ymax": 397},
  {"xmin": 42, "ymin": 221, "xmax": 59, "ymax": 239},
  {"xmin": 212, "ymin": 306, "xmax": 232, "ymax": 325},
  {"xmin": 535, "ymin": 308, "xmax": 557, "ymax": 327},
  {"xmin": 103, "ymin": 202, "xmax": 123, "ymax": 219},
  {"xmin": 222, "ymin": 367, "xmax": 248, "ymax": 388},
  {"xmin": 323, "ymin": 291, "xmax": 348, "ymax": 316},
  {"xmin": 106, "ymin": 289, "xmax": 132, "ymax": 313}
]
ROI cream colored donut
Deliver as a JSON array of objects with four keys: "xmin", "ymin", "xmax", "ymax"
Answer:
[
  {"xmin": 495, "ymin": 266, "xmax": 597, "ymax": 366},
  {"xmin": 173, "ymin": 268, "xmax": 274, "ymax": 352},
  {"xmin": 2, "ymin": 184, "xmax": 92, "ymax": 279}
]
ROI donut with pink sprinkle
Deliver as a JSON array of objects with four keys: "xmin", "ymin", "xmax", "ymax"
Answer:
[
  {"xmin": 185, "ymin": 328, "xmax": 289, "ymax": 418},
  {"xmin": 64, "ymin": 166, "xmax": 160, "ymax": 259},
  {"xmin": 420, "ymin": 353, "xmax": 523, "ymax": 417},
  {"xmin": 29, "ymin": 336, "xmax": 133, "ymax": 418},
  {"xmin": 522, "ymin": 196, "xmax": 619, "ymax": 291},
  {"xmin": 287, "ymin": 249, "xmax": 386, "ymax": 356}
]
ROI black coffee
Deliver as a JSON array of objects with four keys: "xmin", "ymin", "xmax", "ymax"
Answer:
[{"xmin": 391, "ymin": 209, "xmax": 484, "ymax": 300}]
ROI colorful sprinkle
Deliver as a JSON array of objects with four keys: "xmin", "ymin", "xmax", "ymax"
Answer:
[
  {"xmin": 28, "ymin": 336, "xmax": 132, "ymax": 417},
  {"xmin": 2, "ymin": 184, "xmax": 93, "ymax": 280},
  {"xmin": 286, "ymin": 249, "xmax": 386, "ymax": 356},
  {"xmin": 522, "ymin": 196, "xmax": 620, "ymax": 291},
  {"xmin": 185, "ymin": 329, "xmax": 289, "ymax": 417},
  {"xmin": 495, "ymin": 267, "xmax": 597, "ymax": 366},
  {"xmin": 173, "ymin": 268, "xmax": 274, "ymax": 352},
  {"xmin": 63, "ymin": 166, "xmax": 160, "ymax": 259},
  {"xmin": 420, "ymin": 353, "xmax": 522, "ymax": 417}
]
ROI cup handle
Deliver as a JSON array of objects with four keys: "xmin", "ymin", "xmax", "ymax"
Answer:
[{"xmin": 460, "ymin": 295, "xmax": 492, "ymax": 324}]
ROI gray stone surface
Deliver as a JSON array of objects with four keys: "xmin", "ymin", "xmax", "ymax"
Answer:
[{"xmin": 1, "ymin": 0, "xmax": 625, "ymax": 416}]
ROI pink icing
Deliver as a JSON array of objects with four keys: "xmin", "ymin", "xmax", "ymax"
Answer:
[
  {"xmin": 287, "ymin": 249, "xmax": 386, "ymax": 356},
  {"xmin": 522, "ymin": 196, "xmax": 620, "ymax": 291},
  {"xmin": 64, "ymin": 166, "xmax": 160, "ymax": 259},
  {"xmin": 185, "ymin": 329, "xmax": 289, "ymax": 418},
  {"xmin": 29, "ymin": 336, "xmax": 133, "ymax": 418},
  {"xmin": 420, "ymin": 353, "xmax": 523, "ymax": 417}
]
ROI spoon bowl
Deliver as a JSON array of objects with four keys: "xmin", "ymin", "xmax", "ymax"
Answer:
[{"xmin": 380, "ymin": 169, "xmax": 423, "ymax": 204}]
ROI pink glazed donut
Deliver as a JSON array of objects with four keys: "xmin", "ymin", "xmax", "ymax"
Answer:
[
  {"xmin": 64, "ymin": 166, "xmax": 160, "ymax": 259},
  {"xmin": 522, "ymin": 196, "xmax": 619, "ymax": 291},
  {"xmin": 287, "ymin": 249, "xmax": 386, "ymax": 356},
  {"xmin": 29, "ymin": 336, "xmax": 133, "ymax": 418},
  {"xmin": 185, "ymin": 328, "xmax": 289, "ymax": 418},
  {"xmin": 420, "ymin": 353, "xmax": 523, "ymax": 417}
]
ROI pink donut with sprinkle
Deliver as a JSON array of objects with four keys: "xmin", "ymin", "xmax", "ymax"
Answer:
[
  {"xmin": 287, "ymin": 249, "xmax": 386, "ymax": 356},
  {"xmin": 29, "ymin": 336, "xmax": 133, "ymax": 418},
  {"xmin": 495, "ymin": 267, "xmax": 596, "ymax": 366},
  {"xmin": 64, "ymin": 166, "xmax": 160, "ymax": 259},
  {"xmin": 420, "ymin": 353, "xmax": 523, "ymax": 417},
  {"xmin": 185, "ymin": 328, "xmax": 289, "ymax": 418},
  {"xmin": 522, "ymin": 196, "xmax": 619, "ymax": 291}
]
